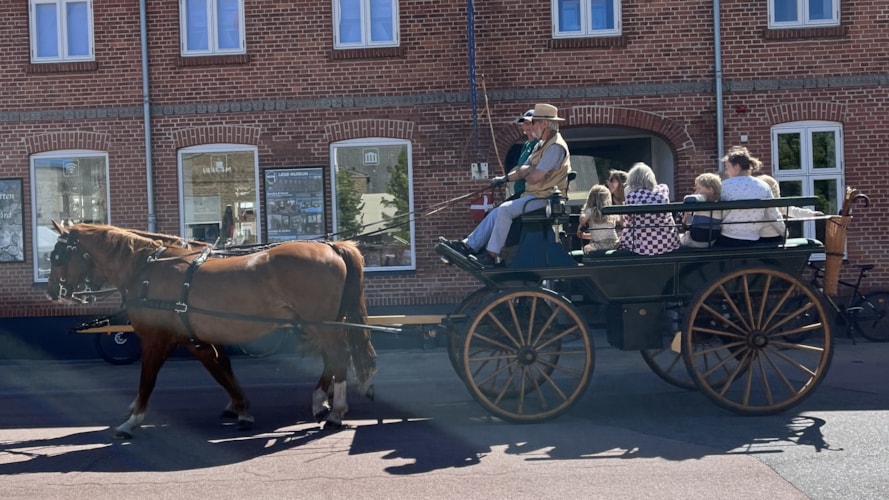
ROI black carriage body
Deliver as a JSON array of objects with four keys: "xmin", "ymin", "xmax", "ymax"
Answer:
[{"xmin": 437, "ymin": 196, "xmax": 823, "ymax": 352}]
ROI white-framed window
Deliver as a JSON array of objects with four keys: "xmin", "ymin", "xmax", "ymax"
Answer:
[
  {"xmin": 769, "ymin": 0, "xmax": 839, "ymax": 28},
  {"xmin": 29, "ymin": 0, "xmax": 94, "ymax": 62},
  {"xmin": 552, "ymin": 0, "xmax": 621, "ymax": 38},
  {"xmin": 180, "ymin": 0, "xmax": 245, "ymax": 56},
  {"xmin": 771, "ymin": 121, "xmax": 844, "ymax": 252},
  {"xmin": 331, "ymin": 138, "xmax": 415, "ymax": 271},
  {"xmin": 31, "ymin": 150, "xmax": 109, "ymax": 281},
  {"xmin": 178, "ymin": 145, "xmax": 260, "ymax": 245},
  {"xmin": 333, "ymin": 0, "xmax": 399, "ymax": 49}
]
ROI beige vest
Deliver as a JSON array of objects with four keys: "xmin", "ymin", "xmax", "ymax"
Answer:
[{"xmin": 524, "ymin": 133, "xmax": 571, "ymax": 199}]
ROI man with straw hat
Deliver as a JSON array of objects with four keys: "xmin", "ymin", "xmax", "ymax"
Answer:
[{"xmin": 443, "ymin": 103, "xmax": 571, "ymax": 266}]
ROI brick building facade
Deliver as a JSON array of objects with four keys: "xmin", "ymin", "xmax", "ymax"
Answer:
[{"xmin": 1, "ymin": 1, "xmax": 886, "ymax": 331}]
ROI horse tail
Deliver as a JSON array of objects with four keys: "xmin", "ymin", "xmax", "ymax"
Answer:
[{"xmin": 330, "ymin": 241, "xmax": 377, "ymax": 386}]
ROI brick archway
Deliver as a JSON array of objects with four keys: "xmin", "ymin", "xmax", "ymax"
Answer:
[
  {"xmin": 323, "ymin": 119, "xmax": 415, "ymax": 142},
  {"xmin": 172, "ymin": 125, "xmax": 262, "ymax": 149},
  {"xmin": 494, "ymin": 105, "xmax": 695, "ymax": 165},
  {"xmin": 25, "ymin": 131, "xmax": 110, "ymax": 154},
  {"xmin": 766, "ymin": 101, "xmax": 847, "ymax": 125}
]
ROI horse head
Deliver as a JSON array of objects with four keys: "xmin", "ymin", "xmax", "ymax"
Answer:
[{"xmin": 45, "ymin": 220, "xmax": 104, "ymax": 303}]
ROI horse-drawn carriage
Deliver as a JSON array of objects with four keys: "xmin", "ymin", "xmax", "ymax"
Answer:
[
  {"xmin": 47, "ymin": 189, "xmax": 870, "ymax": 436},
  {"xmin": 432, "ymin": 192, "xmax": 866, "ymax": 423}
]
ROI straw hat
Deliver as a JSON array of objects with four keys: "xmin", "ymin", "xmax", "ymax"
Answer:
[{"xmin": 527, "ymin": 103, "xmax": 565, "ymax": 121}]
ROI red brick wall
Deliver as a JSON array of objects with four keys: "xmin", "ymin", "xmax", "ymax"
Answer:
[{"xmin": 2, "ymin": 0, "xmax": 887, "ymax": 317}]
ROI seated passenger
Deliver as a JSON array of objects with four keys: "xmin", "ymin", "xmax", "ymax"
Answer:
[
  {"xmin": 680, "ymin": 173, "xmax": 723, "ymax": 248},
  {"xmin": 756, "ymin": 174, "xmax": 824, "ymax": 245},
  {"xmin": 576, "ymin": 184, "xmax": 619, "ymax": 253},
  {"xmin": 716, "ymin": 146, "xmax": 783, "ymax": 247},
  {"xmin": 618, "ymin": 163, "xmax": 680, "ymax": 255},
  {"xmin": 605, "ymin": 169, "xmax": 628, "ymax": 205}
]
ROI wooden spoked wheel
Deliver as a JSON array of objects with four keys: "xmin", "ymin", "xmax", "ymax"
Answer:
[
  {"xmin": 682, "ymin": 267, "xmax": 832, "ymax": 415},
  {"xmin": 641, "ymin": 304, "xmax": 740, "ymax": 391},
  {"xmin": 447, "ymin": 287, "xmax": 497, "ymax": 380},
  {"xmin": 462, "ymin": 288, "xmax": 594, "ymax": 423}
]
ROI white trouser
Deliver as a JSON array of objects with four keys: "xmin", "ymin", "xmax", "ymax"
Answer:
[{"xmin": 466, "ymin": 195, "xmax": 548, "ymax": 255}]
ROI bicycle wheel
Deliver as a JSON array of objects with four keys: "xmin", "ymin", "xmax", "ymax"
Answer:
[
  {"xmin": 853, "ymin": 291, "xmax": 889, "ymax": 342},
  {"xmin": 95, "ymin": 330, "xmax": 142, "ymax": 365}
]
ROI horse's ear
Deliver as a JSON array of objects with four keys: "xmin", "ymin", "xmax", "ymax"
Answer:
[{"xmin": 51, "ymin": 220, "xmax": 67, "ymax": 235}]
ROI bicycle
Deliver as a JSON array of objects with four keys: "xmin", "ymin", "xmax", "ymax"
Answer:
[{"xmin": 806, "ymin": 261, "xmax": 889, "ymax": 343}]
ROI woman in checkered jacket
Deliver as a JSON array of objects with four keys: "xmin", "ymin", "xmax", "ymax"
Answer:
[{"xmin": 618, "ymin": 163, "xmax": 681, "ymax": 255}]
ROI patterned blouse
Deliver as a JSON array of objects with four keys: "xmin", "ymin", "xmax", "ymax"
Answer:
[{"xmin": 619, "ymin": 184, "xmax": 681, "ymax": 255}]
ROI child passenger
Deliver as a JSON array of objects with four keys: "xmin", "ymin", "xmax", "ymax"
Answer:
[
  {"xmin": 618, "ymin": 163, "xmax": 680, "ymax": 255},
  {"xmin": 576, "ymin": 184, "xmax": 619, "ymax": 253},
  {"xmin": 680, "ymin": 173, "xmax": 723, "ymax": 248},
  {"xmin": 756, "ymin": 174, "xmax": 824, "ymax": 244}
]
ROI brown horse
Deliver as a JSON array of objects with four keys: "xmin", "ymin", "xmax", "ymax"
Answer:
[{"xmin": 46, "ymin": 221, "xmax": 376, "ymax": 438}]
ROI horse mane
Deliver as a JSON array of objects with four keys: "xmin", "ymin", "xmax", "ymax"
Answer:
[{"xmin": 125, "ymin": 228, "xmax": 212, "ymax": 249}]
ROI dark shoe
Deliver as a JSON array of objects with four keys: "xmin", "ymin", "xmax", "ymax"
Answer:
[
  {"xmin": 472, "ymin": 252, "xmax": 503, "ymax": 267},
  {"xmin": 442, "ymin": 239, "xmax": 473, "ymax": 256}
]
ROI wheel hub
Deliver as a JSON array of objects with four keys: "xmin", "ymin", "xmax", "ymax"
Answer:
[
  {"xmin": 748, "ymin": 331, "xmax": 769, "ymax": 348},
  {"xmin": 517, "ymin": 346, "xmax": 538, "ymax": 366}
]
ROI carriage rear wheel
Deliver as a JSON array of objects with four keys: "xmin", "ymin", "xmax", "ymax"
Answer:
[
  {"xmin": 682, "ymin": 267, "xmax": 832, "ymax": 415},
  {"xmin": 461, "ymin": 288, "xmax": 594, "ymax": 423},
  {"xmin": 641, "ymin": 303, "xmax": 745, "ymax": 391}
]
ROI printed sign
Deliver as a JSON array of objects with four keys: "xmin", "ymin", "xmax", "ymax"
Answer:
[
  {"xmin": 0, "ymin": 179, "xmax": 24, "ymax": 263},
  {"xmin": 264, "ymin": 168, "xmax": 325, "ymax": 242}
]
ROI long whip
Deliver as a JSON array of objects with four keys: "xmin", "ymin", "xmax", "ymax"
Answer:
[{"xmin": 480, "ymin": 75, "xmax": 505, "ymax": 175}]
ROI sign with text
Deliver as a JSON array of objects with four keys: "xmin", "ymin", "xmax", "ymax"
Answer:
[
  {"xmin": 264, "ymin": 168, "xmax": 325, "ymax": 242},
  {"xmin": 0, "ymin": 179, "xmax": 24, "ymax": 263}
]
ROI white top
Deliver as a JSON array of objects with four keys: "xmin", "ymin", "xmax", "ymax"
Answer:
[
  {"xmin": 721, "ymin": 176, "xmax": 784, "ymax": 241},
  {"xmin": 760, "ymin": 205, "xmax": 821, "ymax": 238}
]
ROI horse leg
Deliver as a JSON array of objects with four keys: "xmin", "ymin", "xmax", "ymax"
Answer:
[
  {"xmin": 320, "ymin": 353, "xmax": 351, "ymax": 430},
  {"xmin": 312, "ymin": 369, "xmax": 333, "ymax": 424},
  {"xmin": 185, "ymin": 344, "xmax": 254, "ymax": 430},
  {"xmin": 115, "ymin": 334, "xmax": 175, "ymax": 440}
]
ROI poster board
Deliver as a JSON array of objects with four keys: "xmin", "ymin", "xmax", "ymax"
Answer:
[
  {"xmin": 0, "ymin": 179, "xmax": 24, "ymax": 263},
  {"xmin": 264, "ymin": 167, "xmax": 325, "ymax": 242}
]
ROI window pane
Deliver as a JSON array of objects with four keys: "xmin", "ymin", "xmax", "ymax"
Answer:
[
  {"xmin": 217, "ymin": 0, "xmax": 241, "ymax": 49},
  {"xmin": 811, "ymin": 131, "xmax": 837, "ymax": 169},
  {"xmin": 773, "ymin": 0, "xmax": 798, "ymax": 22},
  {"xmin": 808, "ymin": 0, "xmax": 832, "ymax": 20},
  {"xmin": 779, "ymin": 180, "xmax": 804, "ymax": 238},
  {"xmin": 186, "ymin": 0, "xmax": 209, "ymax": 51},
  {"xmin": 181, "ymin": 150, "xmax": 258, "ymax": 245},
  {"xmin": 338, "ymin": 0, "xmax": 362, "ymax": 43},
  {"xmin": 35, "ymin": 4, "xmax": 60, "ymax": 58},
  {"xmin": 369, "ymin": 0, "xmax": 393, "ymax": 42},
  {"xmin": 333, "ymin": 143, "xmax": 413, "ymax": 269},
  {"xmin": 590, "ymin": 0, "xmax": 614, "ymax": 30},
  {"xmin": 66, "ymin": 1, "xmax": 90, "ymax": 57},
  {"xmin": 776, "ymin": 132, "xmax": 802, "ymax": 171},
  {"xmin": 558, "ymin": 0, "xmax": 582, "ymax": 32},
  {"xmin": 813, "ymin": 179, "xmax": 838, "ymax": 242},
  {"xmin": 34, "ymin": 155, "xmax": 108, "ymax": 280}
]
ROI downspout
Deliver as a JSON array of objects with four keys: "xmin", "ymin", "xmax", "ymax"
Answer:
[
  {"xmin": 467, "ymin": 0, "xmax": 480, "ymax": 156},
  {"xmin": 139, "ymin": 0, "xmax": 157, "ymax": 231},
  {"xmin": 713, "ymin": 0, "xmax": 725, "ymax": 166}
]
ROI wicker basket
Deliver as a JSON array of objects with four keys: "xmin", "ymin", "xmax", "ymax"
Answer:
[{"xmin": 823, "ymin": 215, "xmax": 851, "ymax": 296}]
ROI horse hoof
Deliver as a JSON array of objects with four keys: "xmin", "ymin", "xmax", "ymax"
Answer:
[
  {"xmin": 220, "ymin": 409, "xmax": 238, "ymax": 419},
  {"xmin": 238, "ymin": 419, "xmax": 253, "ymax": 431},
  {"xmin": 314, "ymin": 408, "xmax": 331, "ymax": 423},
  {"xmin": 365, "ymin": 384, "xmax": 375, "ymax": 401},
  {"xmin": 114, "ymin": 430, "xmax": 133, "ymax": 440}
]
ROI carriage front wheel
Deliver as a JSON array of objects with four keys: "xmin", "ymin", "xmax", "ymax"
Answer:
[
  {"xmin": 461, "ymin": 287, "xmax": 594, "ymax": 423},
  {"xmin": 682, "ymin": 266, "xmax": 833, "ymax": 415}
]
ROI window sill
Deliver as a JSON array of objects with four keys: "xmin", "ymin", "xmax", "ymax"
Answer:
[
  {"xmin": 177, "ymin": 54, "xmax": 251, "ymax": 67},
  {"xmin": 329, "ymin": 46, "xmax": 405, "ymax": 60},
  {"xmin": 763, "ymin": 25, "xmax": 848, "ymax": 40},
  {"xmin": 27, "ymin": 61, "xmax": 99, "ymax": 74},
  {"xmin": 548, "ymin": 36, "xmax": 627, "ymax": 49}
]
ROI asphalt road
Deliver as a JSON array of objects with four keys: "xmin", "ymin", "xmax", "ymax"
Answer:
[{"xmin": 1, "ymin": 333, "xmax": 887, "ymax": 499}]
